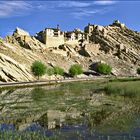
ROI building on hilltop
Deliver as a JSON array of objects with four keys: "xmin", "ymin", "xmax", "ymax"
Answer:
[
  {"xmin": 36, "ymin": 26, "xmax": 86, "ymax": 47},
  {"xmin": 84, "ymin": 23, "xmax": 96, "ymax": 42},
  {"xmin": 84, "ymin": 23, "xmax": 95, "ymax": 35},
  {"xmin": 112, "ymin": 20, "xmax": 125, "ymax": 28},
  {"xmin": 65, "ymin": 31, "xmax": 76, "ymax": 41},
  {"xmin": 65, "ymin": 28, "xmax": 85, "ymax": 44},
  {"xmin": 36, "ymin": 26, "xmax": 64, "ymax": 48}
]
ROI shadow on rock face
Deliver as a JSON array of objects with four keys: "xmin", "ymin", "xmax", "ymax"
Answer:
[{"xmin": 89, "ymin": 62, "xmax": 99, "ymax": 71}]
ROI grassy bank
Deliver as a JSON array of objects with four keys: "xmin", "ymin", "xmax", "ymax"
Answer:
[{"xmin": 104, "ymin": 80, "xmax": 140, "ymax": 98}]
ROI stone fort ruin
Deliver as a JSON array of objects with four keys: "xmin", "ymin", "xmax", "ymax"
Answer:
[
  {"xmin": 14, "ymin": 20, "xmax": 125, "ymax": 48},
  {"xmin": 36, "ymin": 25, "xmax": 88, "ymax": 48}
]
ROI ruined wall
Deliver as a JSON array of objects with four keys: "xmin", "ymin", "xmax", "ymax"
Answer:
[
  {"xmin": 65, "ymin": 40, "xmax": 79, "ymax": 45},
  {"xmin": 84, "ymin": 25, "xmax": 94, "ymax": 34},
  {"xmin": 46, "ymin": 35, "xmax": 65, "ymax": 47},
  {"xmin": 37, "ymin": 28, "xmax": 86, "ymax": 48}
]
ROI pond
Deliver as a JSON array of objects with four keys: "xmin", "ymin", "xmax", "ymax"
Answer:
[{"xmin": 0, "ymin": 80, "xmax": 140, "ymax": 140}]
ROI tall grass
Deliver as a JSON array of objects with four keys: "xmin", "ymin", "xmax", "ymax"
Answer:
[
  {"xmin": 104, "ymin": 81, "xmax": 140, "ymax": 98},
  {"xmin": 0, "ymin": 130, "xmax": 49, "ymax": 140}
]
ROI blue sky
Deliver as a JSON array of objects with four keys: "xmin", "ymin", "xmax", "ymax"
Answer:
[{"xmin": 0, "ymin": 1, "xmax": 140, "ymax": 37}]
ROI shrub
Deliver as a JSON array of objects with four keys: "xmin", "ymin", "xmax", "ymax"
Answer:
[
  {"xmin": 96, "ymin": 63, "xmax": 112, "ymax": 75},
  {"xmin": 31, "ymin": 61, "xmax": 46, "ymax": 80},
  {"xmin": 69, "ymin": 64, "xmax": 83, "ymax": 77},
  {"xmin": 47, "ymin": 67, "xmax": 55, "ymax": 76},
  {"xmin": 137, "ymin": 68, "xmax": 140, "ymax": 74},
  {"xmin": 53, "ymin": 66, "xmax": 64, "ymax": 76}
]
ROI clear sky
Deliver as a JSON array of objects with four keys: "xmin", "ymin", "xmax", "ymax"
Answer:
[{"xmin": 0, "ymin": 1, "xmax": 140, "ymax": 37}]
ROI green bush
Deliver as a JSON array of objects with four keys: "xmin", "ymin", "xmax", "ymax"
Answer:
[
  {"xmin": 137, "ymin": 68, "xmax": 140, "ymax": 74},
  {"xmin": 96, "ymin": 63, "xmax": 112, "ymax": 75},
  {"xmin": 47, "ymin": 67, "xmax": 55, "ymax": 76},
  {"xmin": 69, "ymin": 64, "xmax": 83, "ymax": 77},
  {"xmin": 31, "ymin": 60, "xmax": 46, "ymax": 80},
  {"xmin": 53, "ymin": 66, "xmax": 64, "ymax": 76}
]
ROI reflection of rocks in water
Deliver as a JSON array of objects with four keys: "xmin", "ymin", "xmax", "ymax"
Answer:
[
  {"xmin": 66, "ymin": 107, "xmax": 81, "ymax": 119},
  {"xmin": 0, "ymin": 81, "xmax": 140, "ymax": 134},
  {"xmin": 0, "ymin": 88, "xmax": 33, "ymax": 117},
  {"xmin": 18, "ymin": 123, "xmax": 31, "ymax": 131},
  {"xmin": 14, "ymin": 112, "xmax": 46, "ymax": 131},
  {"xmin": 89, "ymin": 93, "xmax": 104, "ymax": 106}
]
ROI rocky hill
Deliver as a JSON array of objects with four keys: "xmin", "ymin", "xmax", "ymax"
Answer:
[{"xmin": 0, "ymin": 21, "xmax": 140, "ymax": 82}]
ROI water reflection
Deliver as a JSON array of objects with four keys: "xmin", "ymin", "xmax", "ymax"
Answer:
[
  {"xmin": 1, "ymin": 123, "xmax": 140, "ymax": 140},
  {"xmin": 31, "ymin": 87, "xmax": 47, "ymax": 102},
  {"xmin": 0, "ymin": 81, "xmax": 140, "ymax": 139}
]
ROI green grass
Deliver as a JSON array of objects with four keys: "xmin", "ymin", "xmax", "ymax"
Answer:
[
  {"xmin": 104, "ymin": 81, "xmax": 140, "ymax": 98},
  {"xmin": 0, "ymin": 130, "xmax": 70, "ymax": 140},
  {"xmin": 0, "ymin": 129, "xmax": 88, "ymax": 140},
  {"xmin": 0, "ymin": 130, "xmax": 49, "ymax": 140},
  {"xmin": 109, "ymin": 77, "xmax": 140, "ymax": 82}
]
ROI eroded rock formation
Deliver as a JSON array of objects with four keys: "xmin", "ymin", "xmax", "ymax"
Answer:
[{"xmin": 0, "ymin": 20, "xmax": 139, "ymax": 82}]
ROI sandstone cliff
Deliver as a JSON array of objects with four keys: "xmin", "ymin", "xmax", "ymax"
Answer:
[{"xmin": 0, "ymin": 22, "xmax": 139, "ymax": 82}]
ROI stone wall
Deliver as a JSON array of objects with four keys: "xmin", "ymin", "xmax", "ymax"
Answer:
[
  {"xmin": 46, "ymin": 35, "xmax": 65, "ymax": 48},
  {"xmin": 65, "ymin": 40, "xmax": 79, "ymax": 45}
]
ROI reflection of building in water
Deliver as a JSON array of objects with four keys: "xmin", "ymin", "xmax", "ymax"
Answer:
[
  {"xmin": 36, "ymin": 109, "xmax": 81, "ymax": 129},
  {"xmin": 37, "ymin": 110, "xmax": 66, "ymax": 129}
]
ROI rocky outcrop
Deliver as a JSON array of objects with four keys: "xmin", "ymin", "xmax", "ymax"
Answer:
[
  {"xmin": 5, "ymin": 27, "xmax": 46, "ymax": 50},
  {"xmin": 90, "ymin": 21, "xmax": 140, "ymax": 66},
  {"xmin": 0, "ymin": 20, "xmax": 139, "ymax": 82},
  {"xmin": 0, "ymin": 53, "xmax": 34, "ymax": 82},
  {"xmin": 79, "ymin": 43, "xmax": 100, "ymax": 57},
  {"xmin": 14, "ymin": 35, "xmax": 46, "ymax": 50},
  {"xmin": 49, "ymin": 44, "xmax": 79, "ymax": 57},
  {"xmin": 13, "ymin": 27, "xmax": 30, "ymax": 36}
]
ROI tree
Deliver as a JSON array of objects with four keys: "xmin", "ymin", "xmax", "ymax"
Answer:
[
  {"xmin": 53, "ymin": 66, "xmax": 64, "ymax": 76},
  {"xmin": 47, "ymin": 67, "xmax": 55, "ymax": 76},
  {"xmin": 31, "ymin": 61, "xmax": 46, "ymax": 80},
  {"xmin": 96, "ymin": 63, "xmax": 112, "ymax": 75},
  {"xmin": 69, "ymin": 64, "xmax": 83, "ymax": 77}
]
